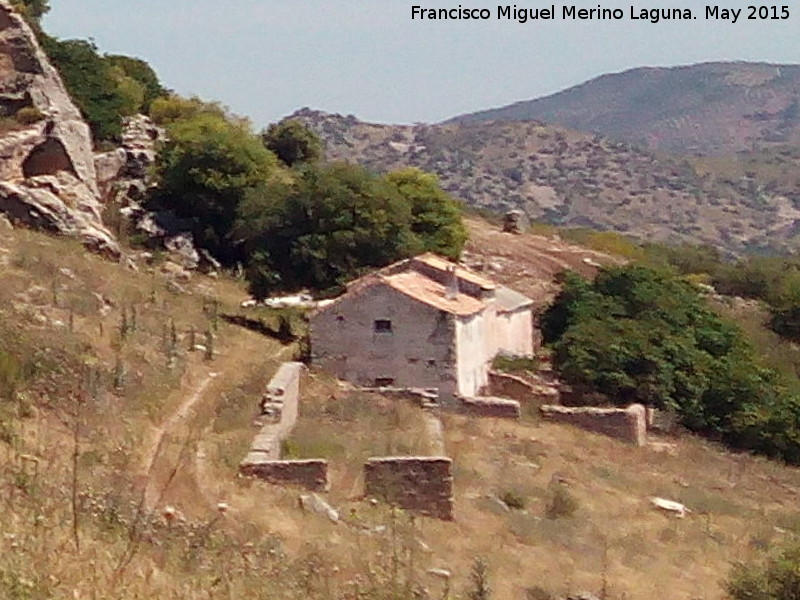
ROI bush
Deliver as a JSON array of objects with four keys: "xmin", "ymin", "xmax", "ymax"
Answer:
[
  {"xmin": 542, "ymin": 264, "xmax": 800, "ymax": 462},
  {"xmin": 545, "ymin": 485, "xmax": 578, "ymax": 519},
  {"xmin": 727, "ymin": 544, "xmax": 800, "ymax": 600},
  {"xmin": 14, "ymin": 106, "xmax": 44, "ymax": 125},
  {"xmin": 500, "ymin": 490, "xmax": 526, "ymax": 510}
]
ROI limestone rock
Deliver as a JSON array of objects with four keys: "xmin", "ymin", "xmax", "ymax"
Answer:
[
  {"xmin": 502, "ymin": 209, "xmax": 530, "ymax": 234},
  {"xmin": 0, "ymin": 1, "xmax": 119, "ymax": 256},
  {"xmin": 299, "ymin": 493, "xmax": 339, "ymax": 523}
]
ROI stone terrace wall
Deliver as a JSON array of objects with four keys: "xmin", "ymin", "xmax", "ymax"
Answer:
[
  {"xmin": 540, "ymin": 403, "xmax": 647, "ymax": 446},
  {"xmin": 364, "ymin": 457, "xmax": 454, "ymax": 520},
  {"xmin": 459, "ymin": 396, "xmax": 521, "ymax": 419},
  {"xmin": 240, "ymin": 362, "xmax": 329, "ymax": 490},
  {"xmin": 240, "ymin": 459, "xmax": 329, "ymax": 492}
]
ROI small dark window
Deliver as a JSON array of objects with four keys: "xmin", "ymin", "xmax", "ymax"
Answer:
[
  {"xmin": 375, "ymin": 377, "xmax": 395, "ymax": 387},
  {"xmin": 374, "ymin": 319, "xmax": 392, "ymax": 333},
  {"xmin": 426, "ymin": 359, "xmax": 437, "ymax": 367},
  {"xmin": 335, "ymin": 315, "xmax": 345, "ymax": 322}
]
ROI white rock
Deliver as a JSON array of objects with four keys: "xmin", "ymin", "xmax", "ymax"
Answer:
[{"xmin": 649, "ymin": 496, "xmax": 690, "ymax": 518}]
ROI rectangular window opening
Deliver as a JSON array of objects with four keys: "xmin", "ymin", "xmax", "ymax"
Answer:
[
  {"xmin": 374, "ymin": 377, "xmax": 395, "ymax": 387},
  {"xmin": 374, "ymin": 319, "xmax": 392, "ymax": 333}
]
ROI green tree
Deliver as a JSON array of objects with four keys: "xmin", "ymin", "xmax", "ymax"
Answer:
[
  {"xmin": 105, "ymin": 55, "xmax": 168, "ymax": 111},
  {"xmin": 236, "ymin": 162, "xmax": 416, "ymax": 296},
  {"xmin": 151, "ymin": 110, "xmax": 283, "ymax": 263},
  {"xmin": 384, "ymin": 168, "xmax": 467, "ymax": 260},
  {"xmin": 39, "ymin": 37, "xmax": 138, "ymax": 141},
  {"xmin": 261, "ymin": 119, "xmax": 323, "ymax": 167},
  {"xmin": 542, "ymin": 264, "xmax": 800, "ymax": 461},
  {"xmin": 11, "ymin": 0, "xmax": 49, "ymax": 26}
]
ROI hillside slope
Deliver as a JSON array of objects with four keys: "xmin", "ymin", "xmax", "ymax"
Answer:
[
  {"xmin": 449, "ymin": 62, "xmax": 800, "ymax": 156},
  {"xmin": 4, "ymin": 221, "xmax": 800, "ymax": 600},
  {"xmin": 291, "ymin": 108, "xmax": 800, "ymax": 255}
]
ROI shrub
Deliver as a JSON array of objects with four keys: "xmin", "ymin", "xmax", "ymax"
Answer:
[
  {"xmin": 14, "ymin": 107, "xmax": 44, "ymax": 125},
  {"xmin": 727, "ymin": 544, "xmax": 800, "ymax": 600},
  {"xmin": 500, "ymin": 490, "xmax": 526, "ymax": 510},
  {"xmin": 545, "ymin": 485, "xmax": 578, "ymax": 519}
]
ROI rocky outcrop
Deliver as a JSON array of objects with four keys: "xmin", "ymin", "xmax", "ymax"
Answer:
[
  {"xmin": 0, "ymin": 1, "xmax": 119, "ymax": 257},
  {"xmin": 95, "ymin": 114, "xmax": 165, "ymax": 204}
]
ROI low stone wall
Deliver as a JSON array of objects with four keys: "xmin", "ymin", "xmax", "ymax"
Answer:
[
  {"xmin": 241, "ymin": 362, "xmax": 326, "ymax": 488},
  {"xmin": 488, "ymin": 371, "xmax": 560, "ymax": 406},
  {"xmin": 540, "ymin": 403, "xmax": 647, "ymax": 446},
  {"xmin": 459, "ymin": 396, "xmax": 521, "ymax": 419},
  {"xmin": 364, "ymin": 457, "xmax": 454, "ymax": 521},
  {"xmin": 240, "ymin": 457, "xmax": 329, "ymax": 492},
  {"xmin": 488, "ymin": 371, "xmax": 534, "ymax": 401}
]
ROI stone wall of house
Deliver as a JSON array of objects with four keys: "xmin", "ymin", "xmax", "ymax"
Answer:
[
  {"xmin": 492, "ymin": 308, "xmax": 534, "ymax": 357},
  {"xmin": 459, "ymin": 396, "xmax": 521, "ymax": 419},
  {"xmin": 455, "ymin": 311, "xmax": 490, "ymax": 397},
  {"xmin": 240, "ymin": 459, "xmax": 329, "ymax": 492},
  {"xmin": 364, "ymin": 457, "xmax": 454, "ymax": 521},
  {"xmin": 540, "ymin": 404, "xmax": 647, "ymax": 446},
  {"xmin": 310, "ymin": 282, "xmax": 459, "ymax": 397}
]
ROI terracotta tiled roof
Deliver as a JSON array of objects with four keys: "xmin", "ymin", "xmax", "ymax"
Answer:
[
  {"xmin": 412, "ymin": 253, "xmax": 496, "ymax": 290},
  {"xmin": 382, "ymin": 271, "xmax": 485, "ymax": 316}
]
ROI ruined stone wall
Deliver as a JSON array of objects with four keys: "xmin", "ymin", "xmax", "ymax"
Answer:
[
  {"xmin": 310, "ymin": 283, "xmax": 458, "ymax": 396},
  {"xmin": 240, "ymin": 362, "xmax": 326, "ymax": 490},
  {"xmin": 540, "ymin": 403, "xmax": 647, "ymax": 446},
  {"xmin": 364, "ymin": 457, "xmax": 453, "ymax": 520},
  {"xmin": 240, "ymin": 459, "xmax": 328, "ymax": 492},
  {"xmin": 488, "ymin": 371, "xmax": 535, "ymax": 402},
  {"xmin": 459, "ymin": 396, "xmax": 521, "ymax": 419},
  {"xmin": 261, "ymin": 361, "xmax": 303, "ymax": 437}
]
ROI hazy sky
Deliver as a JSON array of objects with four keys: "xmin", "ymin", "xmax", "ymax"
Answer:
[{"xmin": 44, "ymin": 1, "xmax": 799, "ymax": 128}]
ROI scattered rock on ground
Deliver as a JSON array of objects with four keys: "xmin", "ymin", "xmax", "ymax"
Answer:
[{"xmin": 299, "ymin": 493, "xmax": 339, "ymax": 523}]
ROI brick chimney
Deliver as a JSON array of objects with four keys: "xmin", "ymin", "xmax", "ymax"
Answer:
[{"xmin": 445, "ymin": 266, "xmax": 459, "ymax": 300}]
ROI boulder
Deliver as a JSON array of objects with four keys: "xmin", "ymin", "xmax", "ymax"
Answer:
[
  {"xmin": 299, "ymin": 493, "xmax": 339, "ymax": 523},
  {"xmin": 0, "ymin": 1, "xmax": 119, "ymax": 256},
  {"xmin": 502, "ymin": 209, "xmax": 530, "ymax": 234}
]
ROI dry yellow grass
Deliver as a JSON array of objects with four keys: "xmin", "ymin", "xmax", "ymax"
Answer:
[{"xmin": 2, "ymin": 223, "xmax": 800, "ymax": 600}]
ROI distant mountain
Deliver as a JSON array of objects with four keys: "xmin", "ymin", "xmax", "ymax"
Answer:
[
  {"xmin": 290, "ymin": 108, "xmax": 800, "ymax": 255},
  {"xmin": 448, "ymin": 62, "xmax": 800, "ymax": 156}
]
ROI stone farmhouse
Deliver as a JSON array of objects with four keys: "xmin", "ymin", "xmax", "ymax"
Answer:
[{"xmin": 309, "ymin": 253, "xmax": 534, "ymax": 398}]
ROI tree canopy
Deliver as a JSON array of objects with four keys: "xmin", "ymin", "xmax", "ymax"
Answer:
[
  {"xmin": 39, "ymin": 36, "xmax": 167, "ymax": 143},
  {"xmin": 261, "ymin": 120, "xmax": 322, "ymax": 167},
  {"xmin": 151, "ymin": 109, "xmax": 284, "ymax": 264},
  {"xmin": 235, "ymin": 164, "xmax": 466, "ymax": 297},
  {"xmin": 542, "ymin": 265, "xmax": 800, "ymax": 462}
]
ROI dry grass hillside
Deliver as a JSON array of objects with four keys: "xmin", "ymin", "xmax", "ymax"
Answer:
[
  {"xmin": 2, "ymin": 220, "xmax": 800, "ymax": 600},
  {"xmin": 291, "ymin": 108, "xmax": 800, "ymax": 256}
]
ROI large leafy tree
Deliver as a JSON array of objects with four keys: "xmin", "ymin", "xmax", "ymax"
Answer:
[
  {"xmin": 384, "ymin": 168, "xmax": 467, "ymax": 261},
  {"xmin": 105, "ymin": 55, "xmax": 168, "ymax": 112},
  {"xmin": 261, "ymin": 120, "xmax": 322, "ymax": 167},
  {"xmin": 236, "ymin": 162, "xmax": 416, "ymax": 296},
  {"xmin": 11, "ymin": 0, "xmax": 49, "ymax": 26},
  {"xmin": 542, "ymin": 265, "xmax": 800, "ymax": 461},
  {"xmin": 152, "ymin": 111, "xmax": 283, "ymax": 264}
]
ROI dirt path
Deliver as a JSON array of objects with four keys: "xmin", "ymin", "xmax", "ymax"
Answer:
[
  {"xmin": 141, "ymin": 371, "xmax": 218, "ymax": 509},
  {"xmin": 138, "ymin": 331, "xmax": 290, "ymax": 512}
]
